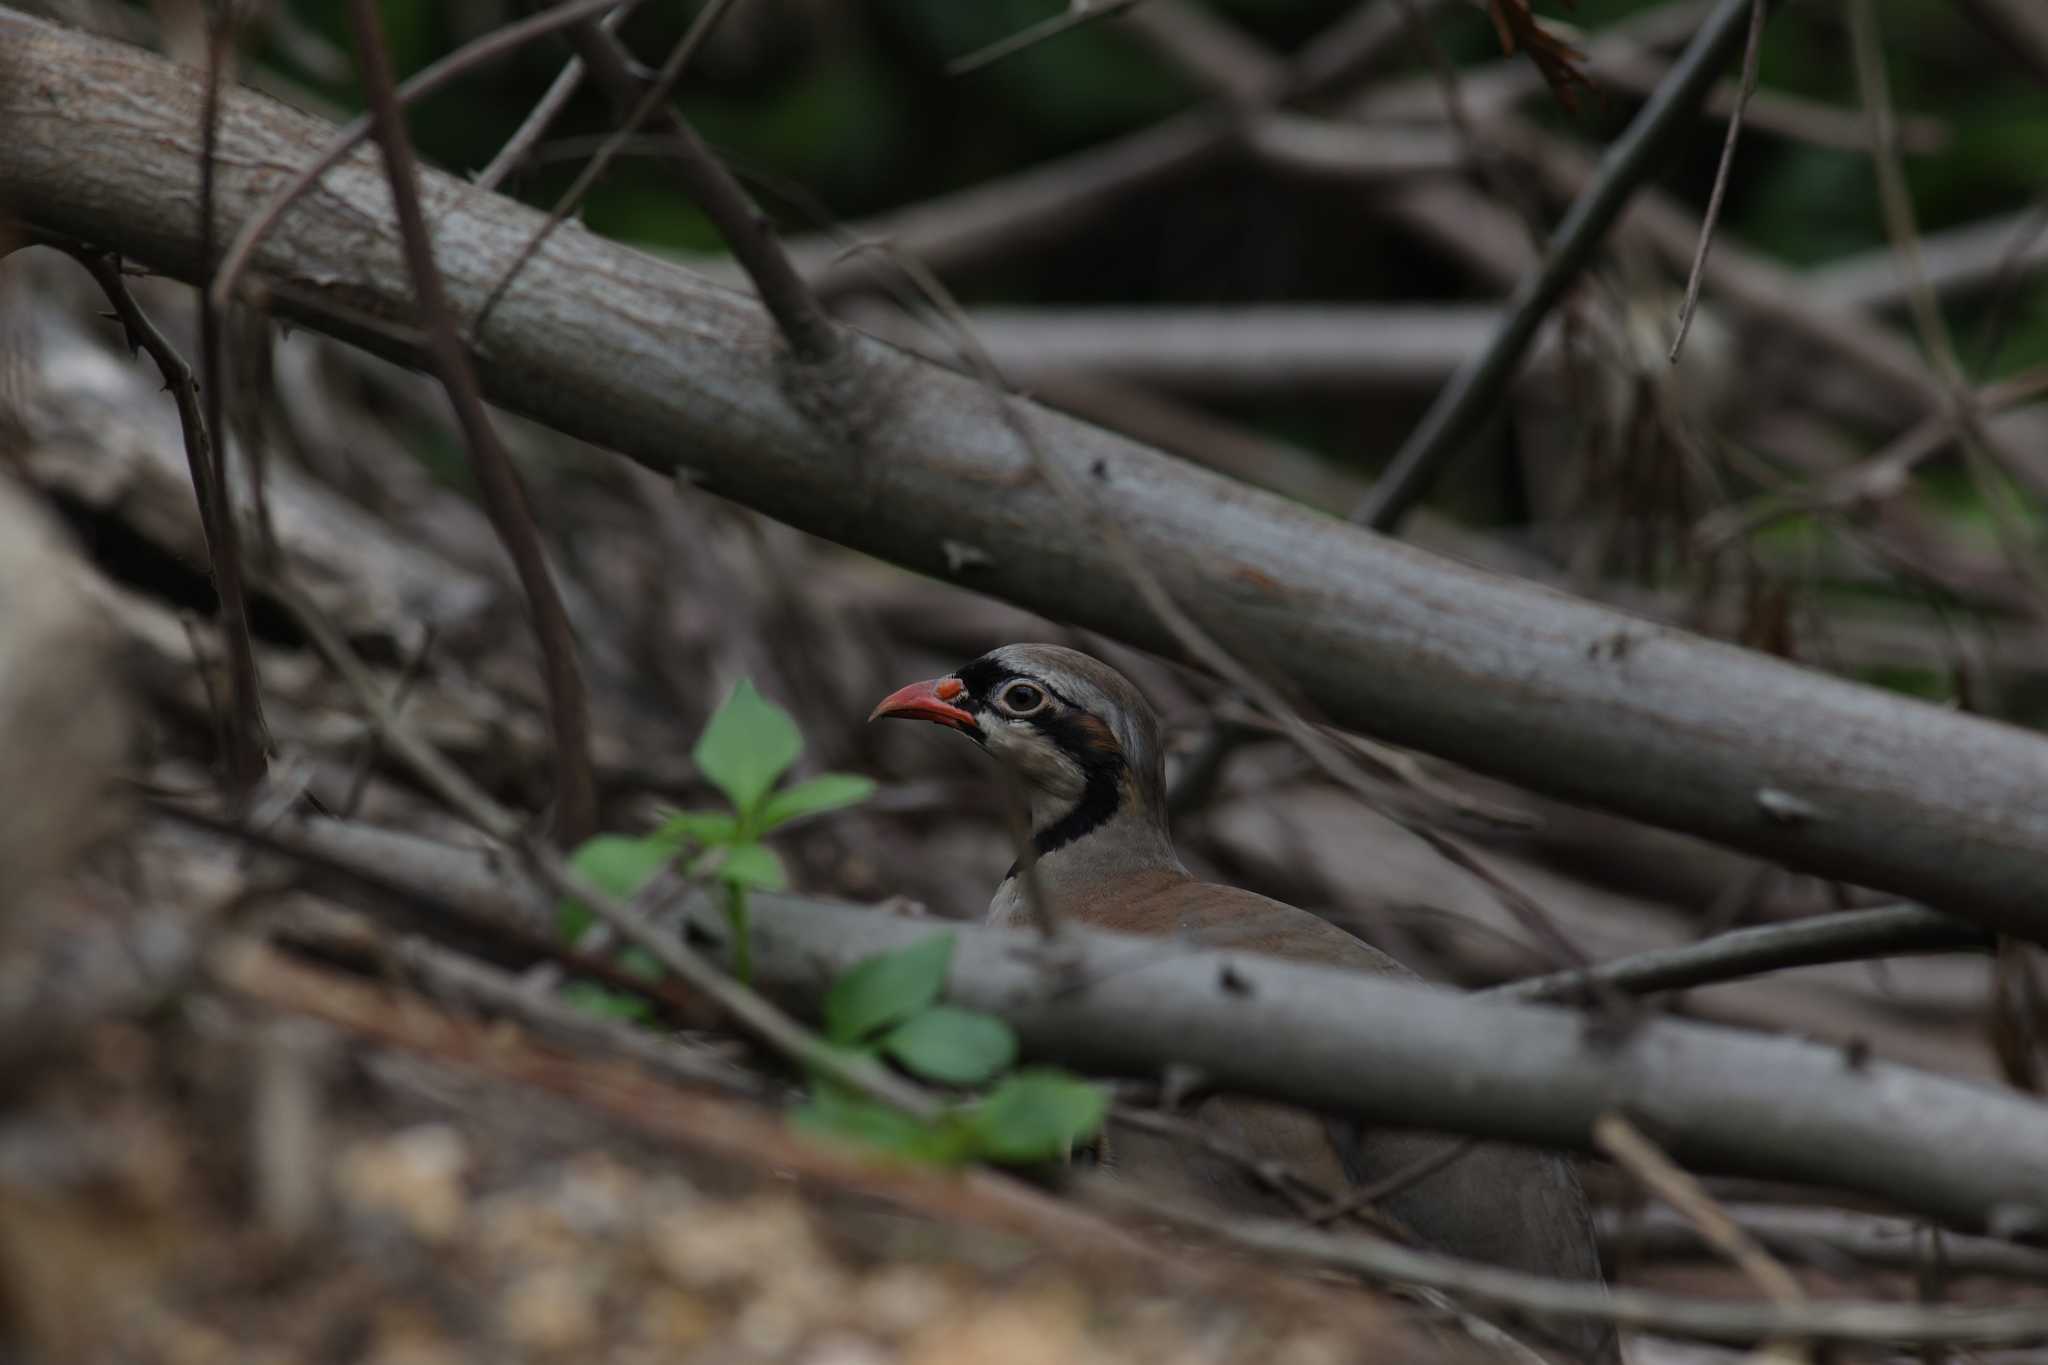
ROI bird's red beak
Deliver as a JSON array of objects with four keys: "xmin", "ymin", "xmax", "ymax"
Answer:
[{"xmin": 869, "ymin": 676, "xmax": 976, "ymax": 731}]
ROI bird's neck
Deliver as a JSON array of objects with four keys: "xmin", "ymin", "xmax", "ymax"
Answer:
[{"xmin": 987, "ymin": 798, "xmax": 1185, "ymax": 929}]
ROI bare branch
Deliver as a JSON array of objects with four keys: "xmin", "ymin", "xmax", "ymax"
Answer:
[
  {"xmin": 1488, "ymin": 904, "xmax": 1988, "ymax": 1004},
  {"xmin": 1594, "ymin": 1113, "xmax": 1809, "ymax": 1318},
  {"xmin": 187, "ymin": 814, "xmax": 2048, "ymax": 1235},
  {"xmin": 948, "ymin": 0, "xmax": 1144, "ymax": 78},
  {"xmin": 196, "ymin": 11, "xmax": 268, "ymax": 790},
  {"xmin": 210, "ymin": 0, "xmax": 638, "ymax": 316},
  {"xmin": 472, "ymin": 53, "xmax": 587, "ymax": 196},
  {"xmin": 1350, "ymin": 0, "xmax": 1774, "ymax": 531},
  {"xmin": 344, "ymin": 0, "xmax": 597, "ymax": 845},
  {"xmin": 1122, "ymin": 1186, "xmax": 2048, "ymax": 1346},
  {"xmin": 1669, "ymin": 0, "xmax": 1765, "ymax": 361},
  {"xmin": 472, "ymin": 0, "xmax": 743, "ymax": 344},
  {"xmin": 560, "ymin": 16, "xmax": 840, "ymax": 364}
]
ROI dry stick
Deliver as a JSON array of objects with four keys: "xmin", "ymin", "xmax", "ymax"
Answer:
[
  {"xmin": 1847, "ymin": 0, "xmax": 2048, "ymax": 615},
  {"xmin": 1488, "ymin": 903, "xmax": 1989, "ymax": 1004},
  {"xmin": 1602, "ymin": 1204, "xmax": 2048, "ymax": 1282},
  {"xmin": 777, "ymin": 0, "xmax": 1424, "ymax": 300},
  {"xmin": 1697, "ymin": 365, "xmax": 2048, "ymax": 548},
  {"xmin": 559, "ymin": 17, "xmax": 839, "ymax": 364},
  {"xmin": 1351, "ymin": 0, "xmax": 1770, "ymax": 532},
  {"xmin": 1097, "ymin": 1183, "xmax": 2048, "ymax": 1346},
  {"xmin": 210, "ymin": 0, "xmax": 636, "ymax": 317},
  {"xmin": 196, "ymin": 12, "xmax": 268, "ymax": 790},
  {"xmin": 172, "ymin": 812, "xmax": 2048, "ymax": 1230},
  {"xmin": 1593, "ymin": 1113, "xmax": 1811, "ymax": 1359},
  {"xmin": 473, "ymin": 53, "xmax": 588, "ymax": 196},
  {"xmin": 161, "ymin": 799, "xmax": 718, "ymax": 1023},
  {"xmin": 1952, "ymin": 0, "xmax": 2048, "ymax": 89},
  {"xmin": 270, "ymin": 903, "xmax": 767, "ymax": 1097},
  {"xmin": 949, "ymin": 0, "xmax": 1145, "ymax": 77},
  {"xmin": 1115, "ymin": 0, "xmax": 1280, "ymax": 103},
  {"xmin": 1108, "ymin": 1104, "xmax": 1342, "ymax": 1223},
  {"xmin": 1309, "ymin": 1137, "xmax": 1478, "ymax": 1228},
  {"xmin": 267, "ymin": 576, "xmax": 937, "ymax": 1122},
  {"xmin": 1669, "ymin": 0, "xmax": 1765, "ymax": 361},
  {"xmin": 472, "ymin": 5, "xmax": 639, "ymax": 197},
  {"xmin": 38, "ymin": 240, "xmax": 266, "ymax": 779},
  {"xmin": 345, "ymin": 0, "xmax": 599, "ymax": 846},
  {"xmin": 471, "ymin": 0, "xmax": 742, "ymax": 346},
  {"xmin": 1588, "ymin": 35, "xmax": 1948, "ymax": 157}
]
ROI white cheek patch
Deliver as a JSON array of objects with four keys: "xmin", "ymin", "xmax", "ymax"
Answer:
[{"xmin": 984, "ymin": 720, "xmax": 1086, "ymax": 800}]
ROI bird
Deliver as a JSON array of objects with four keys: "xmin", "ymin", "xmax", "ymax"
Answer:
[{"xmin": 873, "ymin": 643, "xmax": 1614, "ymax": 1361}]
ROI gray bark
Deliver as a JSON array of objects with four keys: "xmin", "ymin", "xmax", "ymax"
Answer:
[
  {"xmin": 212, "ymin": 809, "xmax": 2048, "ymax": 1239},
  {"xmin": 9, "ymin": 9, "xmax": 2048, "ymax": 940}
]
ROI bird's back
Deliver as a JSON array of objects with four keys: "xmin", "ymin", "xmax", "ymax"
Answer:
[{"xmin": 1046, "ymin": 871, "xmax": 1614, "ymax": 1361}]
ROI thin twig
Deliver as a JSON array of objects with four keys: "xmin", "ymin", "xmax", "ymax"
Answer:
[
  {"xmin": 1696, "ymin": 365, "xmax": 2048, "ymax": 550},
  {"xmin": 1847, "ymin": 0, "xmax": 2048, "ymax": 614},
  {"xmin": 210, "ymin": 0, "xmax": 637, "ymax": 316},
  {"xmin": 1108, "ymin": 1104, "xmax": 1341, "ymax": 1223},
  {"xmin": 1670, "ymin": 0, "xmax": 1765, "ymax": 361},
  {"xmin": 1594, "ymin": 1112, "xmax": 1811, "ymax": 1361},
  {"xmin": 1100, "ymin": 1182, "xmax": 2048, "ymax": 1346},
  {"xmin": 1308, "ymin": 1137, "xmax": 1478, "ymax": 1227},
  {"xmin": 948, "ymin": 0, "xmax": 1145, "ymax": 78},
  {"xmin": 472, "ymin": 6, "xmax": 640, "ymax": 199},
  {"xmin": 50, "ymin": 238, "xmax": 269, "ymax": 785},
  {"xmin": 197, "ymin": 10, "xmax": 268, "ymax": 791},
  {"xmin": 558, "ymin": 16, "xmax": 841, "ymax": 363},
  {"xmin": 474, "ymin": 55, "xmax": 588, "ymax": 196},
  {"xmin": 1487, "ymin": 904, "xmax": 1988, "ymax": 1004},
  {"xmin": 268, "ymin": 902, "xmax": 767, "ymax": 1097},
  {"xmin": 1601, "ymin": 1203, "xmax": 2048, "ymax": 1282},
  {"xmin": 1351, "ymin": 0, "xmax": 1773, "ymax": 531},
  {"xmin": 471, "ymin": 0, "xmax": 743, "ymax": 344},
  {"xmin": 345, "ymin": 0, "xmax": 599, "ymax": 846}
]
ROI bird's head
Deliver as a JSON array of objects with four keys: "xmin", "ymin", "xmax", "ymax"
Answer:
[{"xmin": 869, "ymin": 643, "xmax": 1168, "ymax": 858}]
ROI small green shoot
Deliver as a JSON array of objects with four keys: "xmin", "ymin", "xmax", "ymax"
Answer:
[
  {"xmin": 556, "ymin": 678, "xmax": 873, "ymax": 992},
  {"xmin": 796, "ymin": 932, "xmax": 1105, "ymax": 1167},
  {"xmin": 547, "ymin": 683, "xmax": 1104, "ymax": 1172}
]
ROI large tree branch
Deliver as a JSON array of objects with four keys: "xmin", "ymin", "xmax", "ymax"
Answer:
[
  {"xmin": 10, "ymin": 8, "xmax": 2048, "ymax": 940},
  {"xmin": 209, "ymin": 812, "xmax": 2048, "ymax": 1236}
]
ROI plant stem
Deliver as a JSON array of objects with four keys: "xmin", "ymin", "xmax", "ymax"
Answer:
[{"xmin": 726, "ymin": 882, "xmax": 754, "ymax": 985}]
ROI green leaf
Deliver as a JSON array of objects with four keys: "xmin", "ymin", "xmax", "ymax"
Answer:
[
  {"xmin": 757, "ymin": 773, "xmax": 876, "ymax": 832},
  {"xmin": 692, "ymin": 679, "xmax": 802, "ymax": 817},
  {"xmin": 963, "ymin": 1070, "xmax": 1108, "ymax": 1164},
  {"xmin": 789, "ymin": 1087, "xmax": 971, "ymax": 1165},
  {"xmin": 555, "ymin": 835, "xmax": 675, "ymax": 942},
  {"xmin": 559, "ymin": 981, "xmax": 654, "ymax": 1023},
  {"xmin": 653, "ymin": 809, "xmax": 740, "ymax": 846},
  {"xmin": 710, "ymin": 841, "xmax": 789, "ymax": 891},
  {"xmin": 882, "ymin": 1007, "xmax": 1017, "ymax": 1086},
  {"xmin": 823, "ymin": 933, "xmax": 954, "ymax": 1045}
]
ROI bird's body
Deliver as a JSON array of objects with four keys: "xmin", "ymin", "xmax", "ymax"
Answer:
[{"xmin": 874, "ymin": 645, "xmax": 1614, "ymax": 1361}]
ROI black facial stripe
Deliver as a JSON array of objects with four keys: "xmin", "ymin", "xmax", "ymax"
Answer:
[
  {"xmin": 957, "ymin": 654, "xmax": 1127, "ymax": 870},
  {"xmin": 952, "ymin": 657, "xmax": 1085, "ymax": 716},
  {"xmin": 952, "ymin": 655, "xmax": 1011, "ymax": 704}
]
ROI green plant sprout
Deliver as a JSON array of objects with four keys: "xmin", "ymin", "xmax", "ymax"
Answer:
[
  {"xmin": 556, "ymin": 678, "xmax": 874, "ymax": 988},
  {"xmin": 554, "ymin": 678, "xmax": 1106, "ymax": 1167},
  {"xmin": 794, "ymin": 931, "xmax": 1107, "ymax": 1166}
]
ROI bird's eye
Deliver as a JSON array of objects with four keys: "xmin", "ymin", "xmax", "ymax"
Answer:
[{"xmin": 995, "ymin": 681, "xmax": 1047, "ymax": 716}]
